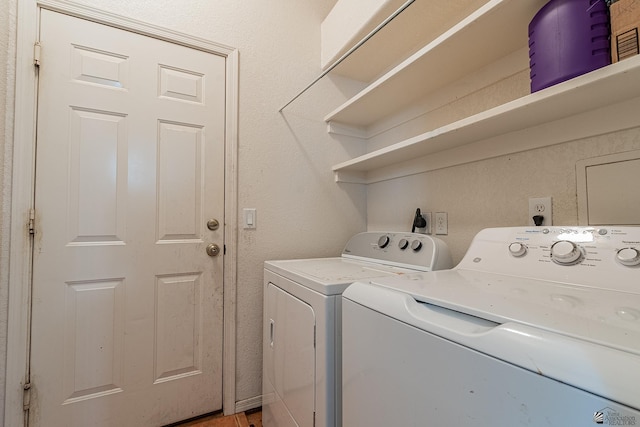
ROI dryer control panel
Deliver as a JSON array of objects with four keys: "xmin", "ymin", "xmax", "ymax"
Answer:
[
  {"xmin": 342, "ymin": 232, "xmax": 453, "ymax": 272},
  {"xmin": 459, "ymin": 226, "xmax": 640, "ymax": 293}
]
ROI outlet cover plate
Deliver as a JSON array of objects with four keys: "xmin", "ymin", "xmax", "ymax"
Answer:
[
  {"xmin": 435, "ymin": 212, "xmax": 448, "ymax": 235},
  {"xmin": 528, "ymin": 197, "xmax": 552, "ymax": 226}
]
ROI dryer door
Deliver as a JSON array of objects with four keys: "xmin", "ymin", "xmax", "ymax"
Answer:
[{"xmin": 263, "ymin": 282, "xmax": 316, "ymax": 427}]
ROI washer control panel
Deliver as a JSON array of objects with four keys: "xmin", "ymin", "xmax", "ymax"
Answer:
[
  {"xmin": 503, "ymin": 227, "xmax": 640, "ymax": 268},
  {"xmin": 460, "ymin": 226, "xmax": 640, "ymax": 293}
]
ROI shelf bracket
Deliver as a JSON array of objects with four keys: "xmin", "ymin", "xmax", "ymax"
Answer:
[
  {"xmin": 278, "ymin": 0, "xmax": 416, "ymax": 112},
  {"xmin": 334, "ymin": 170, "xmax": 367, "ymax": 184},
  {"xmin": 326, "ymin": 121, "xmax": 367, "ymax": 138}
]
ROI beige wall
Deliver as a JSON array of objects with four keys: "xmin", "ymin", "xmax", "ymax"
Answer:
[
  {"xmin": 1, "ymin": 0, "xmax": 367, "ymax": 418},
  {"xmin": 367, "ymin": 128, "xmax": 640, "ymax": 264}
]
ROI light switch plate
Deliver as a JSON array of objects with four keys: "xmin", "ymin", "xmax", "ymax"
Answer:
[{"xmin": 243, "ymin": 208, "xmax": 256, "ymax": 229}]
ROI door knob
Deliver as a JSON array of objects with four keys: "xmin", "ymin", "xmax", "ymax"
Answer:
[{"xmin": 206, "ymin": 243, "xmax": 221, "ymax": 257}]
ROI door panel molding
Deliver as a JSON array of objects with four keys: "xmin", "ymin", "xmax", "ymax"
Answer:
[
  {"xmin": 38, "ymin": 0, "xmax": 237, "ymax": 57},
  {"xmin": 6, "ymin": 1, "xmax": 238, "ymax": 425}
]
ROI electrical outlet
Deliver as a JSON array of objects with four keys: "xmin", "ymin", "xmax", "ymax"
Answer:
[
  {"xmin": 528, "ymin": 197, "xmax": 552, "ymax": 226},
  {"xmin": 435, "ymin": 212, "xmax": 448, "ymax": 235}
]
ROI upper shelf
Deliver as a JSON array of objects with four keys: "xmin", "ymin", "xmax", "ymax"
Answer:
[
  {"xmin": 324, "ymin": 0, "xmax": 548, "ymax": 129},
  {"xmin": 332, "ymin": 55, "xmax": 640, "ymax": 183},
  {"xmin": 324, "ymin": 0, "xmax": 488, "ymax": 84}
]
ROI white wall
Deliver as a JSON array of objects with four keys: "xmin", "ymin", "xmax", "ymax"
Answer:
[
  {"xmin": 0, "ymin": 0, "xmax": 367, "ymax": 417},
  {"xmin": 321, "ymin": 0, "xmax": 396, "ymax": 68}
]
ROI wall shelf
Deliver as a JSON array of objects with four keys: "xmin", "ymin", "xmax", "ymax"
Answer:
[
  {"xmin": 324, "ymin": 0, "xmax": 548, "ymax": 129},
  {"xmin": 323, "ymin": 0, "xmax": 488, "ymax": 85},
  {"xmin": 333, "ymin": 56, "xmax": 640, "ymax": 183}
]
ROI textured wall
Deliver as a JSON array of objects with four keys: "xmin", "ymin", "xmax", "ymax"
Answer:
[
  {"xmin": 321, "ymin": 0, "xmax": 391, "ymax": 67},
  {"xmin": 367, "ymin": 129, "xmax": 640, "ymax": 264},
  {"xmin": 1, "ymin": 0, "xmax": 367, "ymax": 415}
]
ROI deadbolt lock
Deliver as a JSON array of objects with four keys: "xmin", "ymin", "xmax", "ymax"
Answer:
[
  {"xmin": 206, "ymin": 243, "xmax": 221, "ymax": 257},
  {"xmin": 207, "ymin": 219, "xmax": 220, "ymax": 231}
]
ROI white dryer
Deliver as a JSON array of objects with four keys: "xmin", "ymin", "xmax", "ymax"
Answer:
[
  {"xmin": 342, "ymin": 226, "xmax": 640, "ymax": 427},
  {"xmin": 262, "ymin": 232, "xmax": 452, "ymax": 427}
]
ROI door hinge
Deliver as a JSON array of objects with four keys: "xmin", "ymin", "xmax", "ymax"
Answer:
[
  {"xmin": 34, "ymin": 42, "xmax": 41, "ymax": 67},
  {"xmin": 28, "ymin": 209, "xmax": 35, "ymax": 235},
  {"xmin": 23, "ymin": 382, "xmax": 31, "ymax": 411}
]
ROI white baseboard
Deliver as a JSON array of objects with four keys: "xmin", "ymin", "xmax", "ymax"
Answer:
[{"xmin": 234, "ymin": 395, "xmax": 262, "ymax": 413}]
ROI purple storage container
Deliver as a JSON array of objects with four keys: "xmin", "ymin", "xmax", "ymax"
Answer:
[{"xmin": 528, "ymin": 0, "xmax": 611, "ymax": 92}]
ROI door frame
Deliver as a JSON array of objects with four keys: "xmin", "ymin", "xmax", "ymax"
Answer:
[{"xmin": 5, "ymin": 1, "xmax": 239, "ymax": 425}]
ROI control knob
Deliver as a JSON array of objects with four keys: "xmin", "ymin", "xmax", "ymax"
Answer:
[
  {"xmin": 411, "ymin": 240, "xmax": 422, "ymax": 252},
  {"xmin": 616, "ymin": 248, "xmax": 640, "ymax": 266},
  {"xmin": 378, "ymin": 235, "xmax": 390, "ymax": 249},
  {"xmin": 508, "ymin": 242, "xmax": 527, "ymax": 257},
  {"xmin": 398, "ymin": 238, "xmax": 409, "ymax": 250},
  {"xmin": 550, "ymin": 240, "xmax": 582, "ymax": 265}
]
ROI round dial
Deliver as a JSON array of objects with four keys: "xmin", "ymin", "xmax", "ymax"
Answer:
[
  {"xmin": 377, "ymin": 235, "xmax": 390, "ymax": 249},
  {"xmin": 508, "ymin": 242, "xmax": 527, "ymax": 257},
  {"xmin": 398, "ymin": 238, "xmax": 409, "ymax": 250},
  {"xmin": 616, "ymin": 247, "xmax": 640, "ymax": 266},
  {"xmin": 550, "ymin": 240, "xmax": 583, "ymax": 265},
  {"xmin": 411, "ymin": 240, "xmax": 423, "ymax": 252}
]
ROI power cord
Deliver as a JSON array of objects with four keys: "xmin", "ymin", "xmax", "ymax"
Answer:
[{"xmin": 412, "ymin": 208, "xmax": 427, "ymax": 232}]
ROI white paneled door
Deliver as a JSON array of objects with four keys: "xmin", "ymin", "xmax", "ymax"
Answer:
[{"xmin": 30, "ymin": 9, "xmax": 226, "ymax": 426}]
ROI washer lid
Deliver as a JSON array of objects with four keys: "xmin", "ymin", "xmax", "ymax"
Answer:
[
  {"xmin": 265, "ymin": 257, "xmax": 418, "ymax": 295},
  {"xmin": 344, "ymin": 276, "xmax": 640, "ymax": 410},
  {"xmin": 367, "ymin": 269, "xmax": 640, "ymax": 355}
]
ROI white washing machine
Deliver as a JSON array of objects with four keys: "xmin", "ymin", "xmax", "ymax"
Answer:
[
  {"xmin": 262, "ymin": 231, "xmax": 452, "ymax": 427},
  {"xmin": 342, "ymin": 226, "xmax": 640, "ymax": 427}
]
